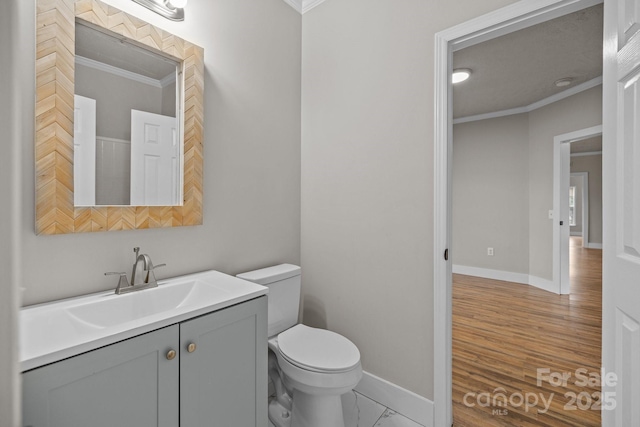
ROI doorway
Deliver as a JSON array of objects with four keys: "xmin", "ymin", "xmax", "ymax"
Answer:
[
  {"xmin": 554, "ymin": 126, "xmax": 602, "ymax": 294},
  {"xmin": 433, "ymin": 0, "xmax": 604, "ymax": 425}
]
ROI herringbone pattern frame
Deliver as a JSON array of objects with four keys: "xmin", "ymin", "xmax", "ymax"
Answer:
[{"xmin": 35, "ymin": 0, "xmax": 204, "ymax": 235}]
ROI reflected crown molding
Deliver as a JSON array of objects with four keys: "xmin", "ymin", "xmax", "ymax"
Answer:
[
  {"xmin": 281, "ymin": 0, "xmax": 327, "ymax": 14},
  {"xmin": 76, "ymin": 56, "xmax": 175, "ymax": 88}
]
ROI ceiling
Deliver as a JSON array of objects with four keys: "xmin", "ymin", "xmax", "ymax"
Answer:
[
  {"xmin": 452, "ymin": 4, "xmax": 603, "ymax": 119},
  {"xmin": 76, "ymin": 22, "xmax": 177, "ymax": 81},
  {"xmin": 571, "ymin": 135, "xmax": 602, "ymax": 154}
]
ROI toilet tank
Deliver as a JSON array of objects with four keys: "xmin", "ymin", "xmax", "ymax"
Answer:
[{"xmin": 237, "ymin": 264, "xmax": 301, "ymax": 338}]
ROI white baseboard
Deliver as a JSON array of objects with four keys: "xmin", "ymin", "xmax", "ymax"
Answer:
[
  {"xmin": 528, "ymin": 275, "xmax": 557, "ymax": 293},
  {"xmin": 452, "ymin": 265, "xmax": 529, "ymax": 285},
  {"xmin": 453, "ymin": 265, "xmax": 557, "ymax": 294},
  {"xmin": 586, "ymin": 243, "xmax": 603, "ymax": 249},
  {"xmin": 354, "ymin": 371, "xmax": 433, "ymax": 427}
]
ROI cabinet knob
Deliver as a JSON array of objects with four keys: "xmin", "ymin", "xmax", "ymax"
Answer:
[
  {"xmin": 166, "ymin": 349, "xmax": 176, "ymax": 360},
  {"xmin": 187, "ymin": 342, "xmax": 197, "ymax": 353}
]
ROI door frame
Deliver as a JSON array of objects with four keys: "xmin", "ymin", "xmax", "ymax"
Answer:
[
  {"xmin": 433, "ymin": 0, "xmax": 603, "ymax": 424},
  {"xmin": 553, "ymin": 125, "xmax": 602, "ymax": 294}
]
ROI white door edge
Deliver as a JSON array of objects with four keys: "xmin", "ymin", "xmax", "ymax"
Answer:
[{"xmin": 433, "ymin": 1, "xmax": 603, "ymax": 425}]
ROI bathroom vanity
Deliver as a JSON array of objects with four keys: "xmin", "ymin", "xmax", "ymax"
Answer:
[{"xmin": 20, "ymin": 270, "xmax": 268, "ymax": 427}]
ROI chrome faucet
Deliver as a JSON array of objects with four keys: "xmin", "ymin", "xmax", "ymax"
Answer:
[{"xmin": 105, "ymin": 247, "xmax": 166, "ymax": 295}]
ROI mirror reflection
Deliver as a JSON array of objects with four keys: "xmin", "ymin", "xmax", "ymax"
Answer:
[{"xmin": 74, "ymin": 22, "xmax": 182, "ymax": 207}]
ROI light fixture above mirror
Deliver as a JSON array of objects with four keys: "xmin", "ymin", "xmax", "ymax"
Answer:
[{"xmin": 132, "ymin": 0, "xmax": 187, "ymax": 21}]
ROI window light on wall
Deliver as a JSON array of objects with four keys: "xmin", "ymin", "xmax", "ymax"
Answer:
[{"xmin": 569, "ymin": 186, "xmax": 576, "ymax": 226}]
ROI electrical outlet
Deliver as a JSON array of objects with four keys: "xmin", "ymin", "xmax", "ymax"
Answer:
[{"xmin": 487, "ymin": 247, "xmax": 494, "ymax": 256}]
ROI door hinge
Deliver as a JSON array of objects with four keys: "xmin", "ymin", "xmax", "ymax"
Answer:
[{"xmin": 560, "ymin": 221, "xmax": 564, "ymax": 226}]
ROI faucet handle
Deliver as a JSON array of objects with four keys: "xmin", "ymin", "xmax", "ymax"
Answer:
[
  {"xmin": 105, "ymin": 272, "xmax": 131, "ymax": 294},
  {"xmin": 144, "ymin": 263, "xmax": 166, "ymax": 287},
  {"xmin": 105, "ymin": 271, "xmax": 128, "ymax": 278}
]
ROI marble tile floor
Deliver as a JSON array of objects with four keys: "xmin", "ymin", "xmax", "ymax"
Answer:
[{"xmin": 268, "ymin": 391, "xmax": 425, "ymax": 427}]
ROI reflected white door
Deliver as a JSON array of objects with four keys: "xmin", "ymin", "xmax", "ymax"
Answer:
[
  {"xmin": 73, "ymin": 95, "xmax": 96, "ymax": 206},
  {"xmin": 603, "ymin": 0, "xmax": 640, "ymax": 424},
  {"xmin": 130, "ymin": 110, "xmax": 179, "ymax": 206}
]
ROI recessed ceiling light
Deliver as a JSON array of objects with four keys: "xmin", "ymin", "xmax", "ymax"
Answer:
[
  {"xmin": 452, "ymin": 68, "xmax": 472, "ymax": 84},
  {"xmin": 554, "ymin": 77, "xmax": 574, "ymax": 87}
]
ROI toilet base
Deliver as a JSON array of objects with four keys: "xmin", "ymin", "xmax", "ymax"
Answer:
[
  {"xmin": 269, "ymin": 397, "xmax": 292, "ymax": 427},
  {"xmin": 269, "ymin": 392, "xmax": 346, "ymax": 427}
]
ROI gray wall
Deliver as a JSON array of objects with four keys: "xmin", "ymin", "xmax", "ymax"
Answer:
[
  {"xmin": 451, "ymin": 87, "xmax": 602, "ymax": 281},
  {"xmin": 75, "ymin": 63, "xmax": 166, "ymax": 141},
  {"xmin": 17, "ymin": 0, "xmax": 302, "ymax": 306},
  {"xmin": 571, "ymin": 155, "xmax": 603, "ymax": 244},
  {"xmin": 301, "ymin": 0, "xmax": 517, "ymax": 400},
  {"xmin": 1, "ymin": 0, "xmax": 23, "ymax": 424},
  {"xmin": 528, "ymin": 86, "xmax": 602, "ymax": 279},
  {"xmin": 452, "ymin": 114, "xmax": 530, "ymax": 274},
  {"xmin": 95, "ymin": 138, "xmax": 131, "ymax": 205},
  {"xmin": 162, "ymin": 81, "xmax": 177, "ymax": 117}
]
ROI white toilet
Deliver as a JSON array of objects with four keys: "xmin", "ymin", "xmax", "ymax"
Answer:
[{"xmin": 237, "ymin": 264, "xmax": 362, "ymax": 427}]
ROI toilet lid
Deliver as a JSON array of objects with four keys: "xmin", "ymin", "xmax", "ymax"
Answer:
[{"xmin": 277, "ymin": 324, "xmax": 360, "ymax": 373}]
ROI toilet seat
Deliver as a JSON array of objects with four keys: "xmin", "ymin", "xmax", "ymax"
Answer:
[{"xmin": 277, "ymin": 324, "xmax": 360, "ymax": 373}]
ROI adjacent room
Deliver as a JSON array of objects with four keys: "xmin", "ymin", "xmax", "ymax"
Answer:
[{"xmin": 451, "ymin": 5, "xmax": 604, "ymax": 426}]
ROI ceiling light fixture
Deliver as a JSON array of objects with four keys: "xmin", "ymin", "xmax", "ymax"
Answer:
[
  {"xmin": 132, "ymin": 0, "xmax": 187, "ymax": 21},
  {"xmin": 452, "ymin": 68, "xmax": 472, "ymax": 84},
  {"xmin": 554, "ymin": 77, "xmax": 574, "ymax": 88},
  {"xmin": 168, "ymin": 0, "xmax": 188, "ymax": 7}
]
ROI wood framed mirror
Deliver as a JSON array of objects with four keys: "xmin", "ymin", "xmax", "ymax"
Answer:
[{"xmin": 35, "ymin": 0, "xmax": 204, "ymax": 235}]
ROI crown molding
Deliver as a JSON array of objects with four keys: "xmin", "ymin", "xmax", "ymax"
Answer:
[
  {"xmin": 281, "ymin": 0, "xmax": 302, "ymax": 13},
  {"xmin": 281, "ymin": 0, "xmax": 327, "ymax": 14},
  {"xmin": 302, "ymin": 0, "xmax": 327, "ymax": 13},
  {"xmin": 76, "ymin": 55, "xmax": 165, "ymax": 88},
  {"xmin": 453, "ymin": 76, "xmax": 603, "ymax": 125},
  {"xmin": 571, "ymin": 150, "xmax": 602, "ymax": 157},
  {"xmin": 159, "ymin": 72, "xmax": 176, "ymax": 88}
]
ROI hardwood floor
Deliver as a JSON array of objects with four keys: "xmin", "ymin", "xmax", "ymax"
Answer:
[{"xmin": 452, "ymin": 237, "xmax": 602, "ymax": 426}]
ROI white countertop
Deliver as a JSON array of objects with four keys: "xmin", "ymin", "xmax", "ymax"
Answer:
[{"xmin": 20, "ymin": 269, "xmax": 268, "ymax": 371}]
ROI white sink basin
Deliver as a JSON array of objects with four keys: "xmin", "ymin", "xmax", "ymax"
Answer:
[
  {"xmin": 65, "ymin": 279, "xmax": 233, "ymax": 328},
  {"xmin": 20, "ymin": 270, "xmax": 267, "ymax": 371}
]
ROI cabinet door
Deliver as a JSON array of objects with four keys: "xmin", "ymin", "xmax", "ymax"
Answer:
[
  {"xmin": 180, "ymin": 297, "xmax": 267, "ymax": 427},
  {"xmin": 22, "ymin": 325, "xmax": 179, "ymax": 427}
]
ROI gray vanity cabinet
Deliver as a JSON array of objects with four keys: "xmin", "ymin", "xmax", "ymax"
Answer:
[
  {"xmin": 22, "ymin": 325, "xmax": 180, "ymax": 427},
  {"xmin": 22, "ymin": 296, "xmax": 267, "ymax": 427},
  {"xmin": 180, "ymin": 296, "xmax": 268, "ymax": 427}
]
